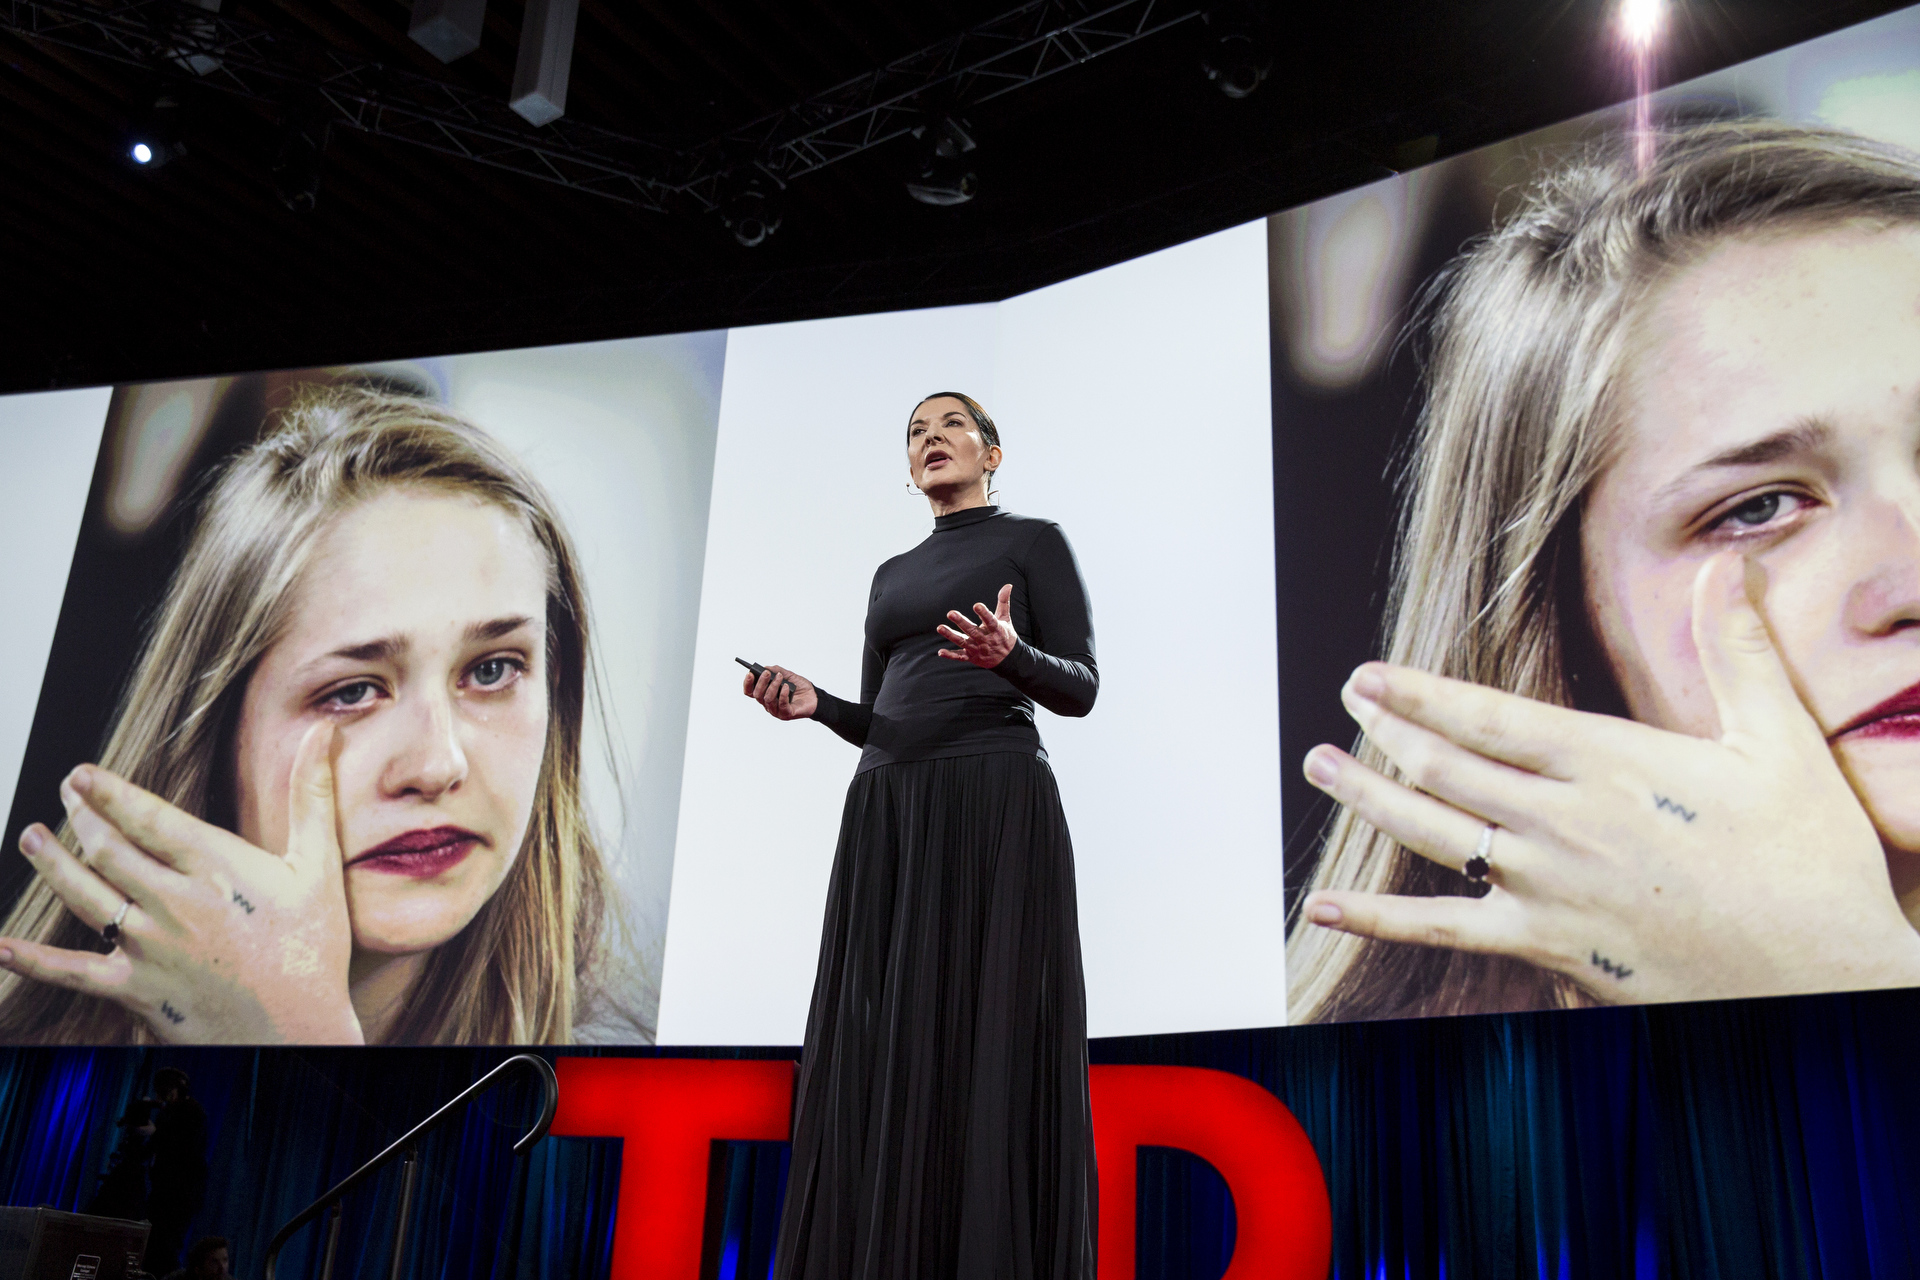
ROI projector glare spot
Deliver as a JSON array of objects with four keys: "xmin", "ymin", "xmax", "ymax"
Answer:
[
  {"xmin": 1621, "ymin": 0, "xmax": 1664, "ymax": 49},
  {"xmin": 124, "ymin": 92, "xmax": 186, "ymax": 170}
]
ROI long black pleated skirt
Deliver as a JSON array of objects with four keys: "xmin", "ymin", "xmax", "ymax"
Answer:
[{"xmin": 772, "ymin": 751, "xmax": 1097, "ymax": 1280}]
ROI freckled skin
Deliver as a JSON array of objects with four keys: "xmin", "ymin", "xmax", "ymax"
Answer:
[
  {"xmin": 232, "ymin": 489, "xmax": 551, "ymax": 960},
  {"xmin": 1583, "ymin": 223, "xmax": 1920, "ymax": 912}
]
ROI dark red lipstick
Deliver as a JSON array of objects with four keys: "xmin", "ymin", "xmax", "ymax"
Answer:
[
  {"xmin": 1833, "ymin": 681, "xmax": 1920, "ymax": 743},
  {"xmin": 347, "ymin": 826, "xmax": 483, "ymax": 877}
]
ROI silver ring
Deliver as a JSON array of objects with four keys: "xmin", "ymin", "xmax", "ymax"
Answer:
[
  {"xmin": 101, "ymin": 899, "xmax": 132, "ymax": 947},
  {"xmin": 1465, "ymin": 825, "xmax": 1495, "ymax": 884}
]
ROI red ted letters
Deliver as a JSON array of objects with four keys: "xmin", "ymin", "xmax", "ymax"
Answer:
[
  {"xmin": 1090, "ymin": 1065, "xmax": 1331, "ymax": 1280},
  {"xmin": 549, "ymin": 1058, "xmax": 1330, "ymax": 1279}
]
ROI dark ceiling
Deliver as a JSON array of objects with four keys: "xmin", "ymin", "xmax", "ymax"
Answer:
[{"xmin": 0, "ymin": 0, "xmax": 1908, "ymax": 393}]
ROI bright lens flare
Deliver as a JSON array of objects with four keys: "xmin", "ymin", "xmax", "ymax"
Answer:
[
  {"xmin": 1618, "ymin": 0, "xmax": 1666, "ymax": 171},
  {"xmin": 130, "ymin": 142, "xmax": 153, "ymax": 165},
  {"xmin": 1620, "ymin": 0, "xmax": 1664, "ymax": 49}
]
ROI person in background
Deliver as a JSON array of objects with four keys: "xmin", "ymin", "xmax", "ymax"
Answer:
[
  {"xmin": 83, "ymin": 1094, "xmax": 156, "ymax": 1221},
  {"xmin": 143, "ymin": 1068, "xmax": 208, "ymax": 1277},
  {"xmin": 161, "ymin": 1235, "xmax": 230, "ymax": 1280}
]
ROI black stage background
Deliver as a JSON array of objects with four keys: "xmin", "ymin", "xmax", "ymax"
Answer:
[
  {"xmin": 4, "ymin": 987, "xmax": 1916, "ymax": 1278},
  {"xmin": 3, "ymin": 0, "xmax": 1912, "ymax": 394},
  {"xmin": 9, "ymin": 6, "xmax": 1920, "ymax": 1279}
]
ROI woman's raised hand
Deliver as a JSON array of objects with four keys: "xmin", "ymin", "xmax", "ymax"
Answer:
[
  {"xmin": 1302, "ymin": 552, "xmax": 1920, "ymax": 1005},
  {"xmin": 1, "ymin": 721, "xmax": 363, "ymax": 1044},
  {"xmin": 937, "ymin": 583, "xmax": 1018, "ymax": 669},
  {"xmin": 744, "ymin": 665, "xmax": 819, "ymax": 720}
]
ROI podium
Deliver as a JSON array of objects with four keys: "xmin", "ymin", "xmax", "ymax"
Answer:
[{"xmin": 0, "ymin": 1207, "xmax": 149, "ymax": 1280}]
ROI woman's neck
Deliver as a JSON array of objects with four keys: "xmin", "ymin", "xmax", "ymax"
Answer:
[
  {"xmin": 926, "ymin": 486, "xmax": 992, "ymax": 518},
  {"xmin": 348, "ymin": 949, "xmax": 432, "ymax": 1043}
]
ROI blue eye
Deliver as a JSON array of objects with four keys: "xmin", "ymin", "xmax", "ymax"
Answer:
[
  {"xmin": 1727, "ymin": 493, "xmax": 1783, "ymax": 526},
  {"xmin": 1708, "ymin": 489, "xmax": 1814, "ymax": 538},
  {"xmin": 469, "ymin": 656, "xmax": 525, "ymax": 689},
  {"xmin": 322, "ymin": 681, "xmax": 378, "ymax": 711}
]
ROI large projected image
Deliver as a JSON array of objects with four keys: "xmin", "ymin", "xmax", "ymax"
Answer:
[
  {"xmin": 1279, "ymin": 6, "xmax": 1920, "ymax": 1023},
  {"xmin": 0, "ymin": 225, "xmax": 1280, "ymax": 1051},
  {"xmin": 0, "ymin": 223, "xmax": 1282, "ymax": 1051},
  {"xmin": 660, "ymin": 220, "xmax": 1281, "ymax": 1045},
  {"xmin": 12, "ymin": 5, "xmax": 1918, "ymax": 1054},
  {"xmin": 0, "ymin": 334, "xmax": 725, "ymax": 1044}
]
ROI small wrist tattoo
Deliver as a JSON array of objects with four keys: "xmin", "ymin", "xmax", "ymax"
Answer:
[
  {"xmin": 1653, "ymin": 794, "xmax": 1697, "ymax": 822},
  {"xmin": 1590, "ymin": 951, "xmax": 1634, "ymax": 979},
  {"xmin": 159, "ymin": 1000, "xmax": 187, "ymax": 1025},
  {"xmin": 231, "ymin": 889, "xmax": 255, "ymax": 914}
]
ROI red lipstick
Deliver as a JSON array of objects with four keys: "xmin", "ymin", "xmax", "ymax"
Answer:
[
  {"xmin": 347, "ymin": 826, "xmax": 483, "ymax": 877},
  {"xmin": 1833, "ymin": 680, "xmax": 1920, "ymax": 743}
]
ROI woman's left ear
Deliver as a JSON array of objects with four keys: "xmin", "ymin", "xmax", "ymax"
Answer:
[{"xmin": 984, "ymin": 445, "xmax": 1003, "ymax": 475}]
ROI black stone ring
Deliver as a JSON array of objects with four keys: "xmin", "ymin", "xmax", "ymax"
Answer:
[
  {"xmin": 101, "ymin": 899, "xmax": 132, "ymax": 947},
  {"xmin": 1465, "ymin": 825, "xmax": 1495, "ymax": 884}
]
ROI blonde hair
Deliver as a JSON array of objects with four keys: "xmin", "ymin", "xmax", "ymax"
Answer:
[
  {"xmin": 1288, "ymin": 120, "xmax": 1920, "ymax": 1023},
  {"xmin": 0, "ymin": 387, "xmax": 619, "ymax": 1044}
]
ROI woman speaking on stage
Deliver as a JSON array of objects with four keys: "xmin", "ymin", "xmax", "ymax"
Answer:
[{"xmin": 743, "ymin": 392, "xmax": 1097, "ymax": 1280}]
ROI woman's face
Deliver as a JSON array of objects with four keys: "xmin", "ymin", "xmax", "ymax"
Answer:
[
  {"xmin": 233, "ymin": 487, "xmax": 552, "ymax": 954},
  {"xmin": 1584, "ymin": 221, "xmax": 1920, "ymax": 868},
  {"xmin": 908, "ymin": 396, "xmax": 999, "ymax": 495}
]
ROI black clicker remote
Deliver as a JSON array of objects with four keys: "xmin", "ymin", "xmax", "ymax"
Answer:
[{"xmin": 736, "ymin": 657, "xmax": 796, "ymax": 697}]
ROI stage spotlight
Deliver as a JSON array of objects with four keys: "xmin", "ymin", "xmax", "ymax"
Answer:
[
  {"xmin": 272, "ymin": 113, "xmax": 330, "ymax": 211},
  {"xmin": 1200, "ymin": 4, "xmax": 1273, "ymax": 100},
  {"xmin": 125, "ymin": 92, "xmax": 187, "ymax": 169},
  {"xmin": 719, "ymin": 170, "xmax": 783, "ymax": 247},
  {"xmin": 905, "ymin": 115, "xmax": 977, "ymax": 206},
  {"xmin": 1620, "ymin": 0, "xmax": 1665, "ymax": 49}
]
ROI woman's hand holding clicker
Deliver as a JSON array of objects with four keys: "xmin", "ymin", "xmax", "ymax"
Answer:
[
  {"xmin": 1, "ymin": 722, "xmax": 363, "ymax": 1043},
  {"xmin": 743, "ymin": 666, "xmax": 818, "ymax": 720},
  {"xmin": 1302, "ymin": 552, "xmax": 1920, "ymax": 1005},
  {"xmin": 937, "ymin": 583, "xmax": 1017, "ymax": 669}
]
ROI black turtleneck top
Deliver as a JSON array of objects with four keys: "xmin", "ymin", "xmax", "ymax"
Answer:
[{"xmin": 809, "ymin": 506, "xmax": 1098, "ymax": 773}]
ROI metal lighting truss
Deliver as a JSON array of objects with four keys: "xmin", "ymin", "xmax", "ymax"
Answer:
[
  {"xmin": 686, "ymin": 0, "xmax": 1202, "ymax": 204},
  {"xmin": 0, "ymin": 0, "xmax": 1202, "ymax": 210}
]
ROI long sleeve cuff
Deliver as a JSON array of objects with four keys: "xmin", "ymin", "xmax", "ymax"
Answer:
[
  {"xmin": 991, "ymin": 639, "xmax": 1099, "ymax": 717},
  {"xmin": 809, "ymin": 687, "xmax": 873, "ymax": 748}
]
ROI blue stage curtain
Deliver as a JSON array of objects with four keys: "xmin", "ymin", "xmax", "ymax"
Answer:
[
  {"xmin": 1089, "ymin": 987, "xmax": 1920, "ymax": 1279},
  {"xmin": 3, "ymin": 990, "xmax": 1920, "ymax": 1278},
  {"xmin": 0, "ymin": 1047, "xmax": 139, "ymax": 1211},
  {"xmin": 0, "ymin": 1047, "xmax": 619, "ymax": 1279}
]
